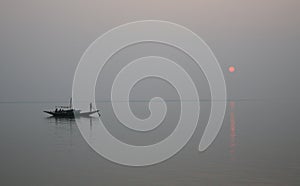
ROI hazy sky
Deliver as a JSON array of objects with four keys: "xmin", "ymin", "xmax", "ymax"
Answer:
[{"xmin": 0, "ymin": 0, "xmax": 299, "ymax": 101}]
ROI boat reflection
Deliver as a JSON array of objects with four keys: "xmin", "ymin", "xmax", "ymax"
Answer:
[
  {"xmin": 45, "ymin": 116, "xmax": 98, "ymax": 134},
  {"xmin": 45, "ymin": 116, "xmax": 99, "ymax": 146}
]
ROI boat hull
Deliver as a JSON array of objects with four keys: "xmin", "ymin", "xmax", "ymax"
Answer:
[{"xmin": 44, "ymin": 110, "xmax": 99, "ymax": 118}]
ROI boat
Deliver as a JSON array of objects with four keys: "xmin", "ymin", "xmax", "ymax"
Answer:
[{"xmin": 44, "ymin": 98, "xmax": 100, "ymax": 118}]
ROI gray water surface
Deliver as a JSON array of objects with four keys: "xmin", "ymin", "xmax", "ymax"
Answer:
[{"xmin": 0, "ymin": 101, "xmax": 299, "ymax": 185}]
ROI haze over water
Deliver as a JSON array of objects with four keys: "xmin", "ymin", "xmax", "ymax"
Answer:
[{"xmin": 0, "ymin": 0, "xmax": 299, "ymax": 185}]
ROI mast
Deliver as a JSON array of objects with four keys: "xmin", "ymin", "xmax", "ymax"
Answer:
[{"xmin": 70, "ymin": 97, "xmax": 72, "ymax": 109}]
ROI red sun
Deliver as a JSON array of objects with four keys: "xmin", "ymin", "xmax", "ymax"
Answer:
[{"xmin": 228, "ymin": 66, "xmax": 236, "ymax": 73}]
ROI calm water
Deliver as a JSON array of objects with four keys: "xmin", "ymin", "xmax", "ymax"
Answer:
[{"xmin": 0, "ymin": 101, "xmax": 299, "ymax": 185}]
